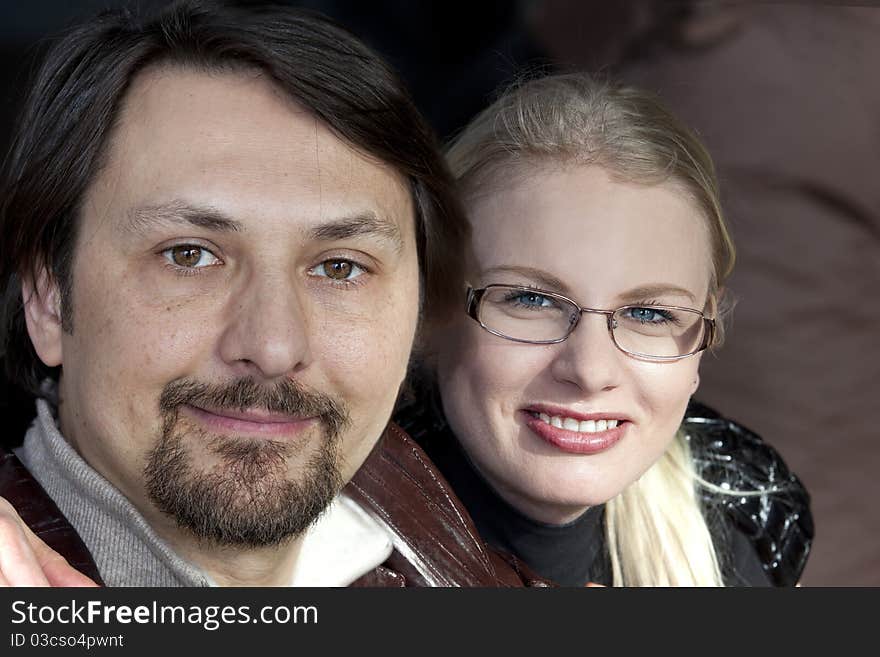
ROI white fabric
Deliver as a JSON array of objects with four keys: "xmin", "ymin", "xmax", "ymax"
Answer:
[{"xmin": 290, "ymin": 494, "xmax": 393, "ymax": 586}]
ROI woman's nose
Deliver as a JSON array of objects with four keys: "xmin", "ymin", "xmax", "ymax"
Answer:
[{"xmin": 548, "ymin": 312, "xmax": 623, "ymax": 394}]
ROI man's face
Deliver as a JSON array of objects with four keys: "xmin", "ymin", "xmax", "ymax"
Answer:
[{"xmin": 34, "ymin": 67, "xmax": 419, "ymax": 545}]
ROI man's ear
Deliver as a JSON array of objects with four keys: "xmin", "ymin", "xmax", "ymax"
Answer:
[
  {"xmin": 691, "ymin": 372, "xmax": 701, "ymax": 395},
  {"xmin": 21, "ymin": 268, "xmax": 64, "ymax": 367}
]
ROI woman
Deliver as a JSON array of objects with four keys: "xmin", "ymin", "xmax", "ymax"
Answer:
[{"xmin": 399, "ymin": 73, "xmax": 812, "ymax": 586}]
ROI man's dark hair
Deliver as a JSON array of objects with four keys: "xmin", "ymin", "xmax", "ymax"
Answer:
[{"xmin": 0, "ymin": 0, "xmax": 467, "ymax": 394}]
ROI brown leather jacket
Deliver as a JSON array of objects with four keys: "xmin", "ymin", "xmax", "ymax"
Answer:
[{"xmin": 0, "ymin": 422, "xmax": 547, "ymax": 587}]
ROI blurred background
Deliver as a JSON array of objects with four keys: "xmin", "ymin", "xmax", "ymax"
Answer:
[{"xmin": 1, "ymin": 0, "xmax": 878, "ymax": 585}]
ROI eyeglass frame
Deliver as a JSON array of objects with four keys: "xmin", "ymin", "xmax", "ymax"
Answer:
[{"xmin": 465, "ymin": 284, "xmax": 716, "ymax": 362}]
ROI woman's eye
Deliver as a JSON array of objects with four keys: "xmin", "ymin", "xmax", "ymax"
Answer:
[
  {"xmin": 626, "ymin": 307, "xmax": 669, "ymax": 323},
  {"xmin": 510, "ymin": 292, "xmax": 552, "ymax": 308},
  {"xmin": 162, "ymin": 245, "xmax": 220, "ymax": 268},
  {"xmin": 310, "ymin": 259, "xmax": 366, "ymax": 281}
]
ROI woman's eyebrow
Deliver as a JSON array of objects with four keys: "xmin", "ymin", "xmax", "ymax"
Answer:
[
  {"xmin": 481, "ymin": 265, "xmax": 569, "ymax": 293},
  {"xmin": 480, "ymin": 268, "xmax": 699, "ymax": 305},
  {"xmin": 618, "ymin": 284, "xmax": 697, "ymax": 304}
]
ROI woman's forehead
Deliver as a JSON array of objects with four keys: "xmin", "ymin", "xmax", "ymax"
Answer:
[{"xmin": 468, "ymin": 166, "xmax": 713, "ymax": 303}]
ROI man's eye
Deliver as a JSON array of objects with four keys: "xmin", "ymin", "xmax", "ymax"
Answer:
[
  {"xmin": 162, "ymin": 245, "xmax": 221, "ymax": 269},
  {"xmin": 310, "ymin": 259, "xmax": 365, "ymax": 281}
]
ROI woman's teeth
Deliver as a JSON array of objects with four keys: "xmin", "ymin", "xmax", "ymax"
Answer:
[{"xmin": 535, "ymin": 412, "xmax": 619, "ymax": 433}]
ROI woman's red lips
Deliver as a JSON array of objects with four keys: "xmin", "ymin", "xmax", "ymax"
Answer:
[
  {"xmin": 521, "ymin": 409, "xmax": 628, "ymax": 455},
  {"xmin": 523, "ymin": 404, "xmax": 632, "ymax": 423}
]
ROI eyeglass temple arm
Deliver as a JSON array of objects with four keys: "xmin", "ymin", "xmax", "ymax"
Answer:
[
  {"xmin": 702, "ymin": 317, "xmax": 717, "ymax": 349},
  {"xmin": 465, "ymin": 286, "xmax": 481, "ymax": 318}
]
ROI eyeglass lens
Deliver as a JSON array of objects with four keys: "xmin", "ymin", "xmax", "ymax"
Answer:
[{"xmin": 477, "ymin": 286, "xmax": 706, "ymax": 358}]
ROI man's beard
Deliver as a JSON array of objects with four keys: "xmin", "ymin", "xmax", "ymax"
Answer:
[{"xmin": 144, "ymin": 377, "xmax": 350, "ymax": 548}]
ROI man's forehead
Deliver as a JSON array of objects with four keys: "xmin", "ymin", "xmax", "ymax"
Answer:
[
  {"xmin": 111, "ymin": 66, "xmax": 388, "ymax": 180},
  {"xmin": 87, "ymin": 66, "xmax": 415, "ymax": 238}
]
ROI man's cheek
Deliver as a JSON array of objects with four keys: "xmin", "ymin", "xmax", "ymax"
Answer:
[
  {"xmin": 322, "ymin": 326, "xmax": 406, "ymax": 386},
  {"xmin": 132, "ymin": 302, "xmax": 217, "ymax": 363}
]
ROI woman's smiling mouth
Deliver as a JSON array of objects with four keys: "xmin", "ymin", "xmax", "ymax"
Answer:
[{"xmin": 520, "ymin": 406, "xmax": 630, "ymax": 454}]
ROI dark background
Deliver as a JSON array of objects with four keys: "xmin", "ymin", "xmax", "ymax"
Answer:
[{"xmin": 1, "ymin": 0, "xmax": 878, "ymax": 586}]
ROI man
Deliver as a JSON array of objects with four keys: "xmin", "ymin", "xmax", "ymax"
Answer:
[{"xmin": 0, "ymin": 0, "xmax": 539, "ymax": 587}]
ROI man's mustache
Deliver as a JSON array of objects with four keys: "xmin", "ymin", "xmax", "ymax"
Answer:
[{"xmin": 159, "ymin": 377, "xmax": 350, "ymax": 439}]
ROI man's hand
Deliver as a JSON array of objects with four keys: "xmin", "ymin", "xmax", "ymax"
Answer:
[{"xmin": 0, "ymin": 497, "xmax": 98, "ymax": 587}]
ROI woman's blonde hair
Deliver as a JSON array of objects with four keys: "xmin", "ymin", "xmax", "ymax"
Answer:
[{"xmin": 446, "ymin": 73, "xmax": 736, "ymax": 586}]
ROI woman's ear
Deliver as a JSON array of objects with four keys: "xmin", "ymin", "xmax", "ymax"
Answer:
[
  {"xmin": 21, "ymin": 268, "xmax": 64, "ymax": 367},
  {"xmin": 691, "ymin": 373, "xmax": 700, "ymax": 394}
]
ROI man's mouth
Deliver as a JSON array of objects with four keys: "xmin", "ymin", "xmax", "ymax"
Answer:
[{"xmin": 181, "ymin": 403, "xmax": 318, "ymax": 437}]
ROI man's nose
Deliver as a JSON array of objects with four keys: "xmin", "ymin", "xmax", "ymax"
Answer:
[
  {"xmin": 548, "ymin": 312, "xmax": 623, "ymax": 394},
  {"xmin": 218, "ymin": 272, "xmax": 313, "ymax": 379}
]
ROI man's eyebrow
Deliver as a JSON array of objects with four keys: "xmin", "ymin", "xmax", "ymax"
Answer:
[
  {"xmin": 481, "ymin": 266, "xmax": 570, "ymax": 293},
  {"xmin": 122, "ymin": 204, "xmax": 403, "ymax": 250},
  {"xmin": 308, "ymin": 212, "xmax": 404, "ymax": 251},
  {"xmin": 124, "ymin": 202, "xmax": 243, "ymax": 235},
  {"xmin": 618, "ymin": 284, "xmax": 697, "ymax": 304}
]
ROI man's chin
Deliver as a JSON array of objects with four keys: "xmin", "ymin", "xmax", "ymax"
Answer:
[{"xmin": 144, "ymin": 431, "xmax": 342, "ymax": 548}]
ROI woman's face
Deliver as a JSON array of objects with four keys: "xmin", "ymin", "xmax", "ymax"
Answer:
[{"xmin": 436, "ymin": 164, "xmax": 714, "ymax": 524}]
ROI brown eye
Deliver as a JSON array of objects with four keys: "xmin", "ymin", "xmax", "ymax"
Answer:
[
  {"xmin": 162, "ymin": 244, "xmax": 220, "ymax": 269},
  {"xmin": 172, "ymin": 246, "xmax": 203, "ymax": 267},
  {"xmin": 309, "ymin": 258, "xmax": 366, "ymax": 283},
  {"xmin": 322, "ymin": 259, "xmax": 354, "ymax": 280}
]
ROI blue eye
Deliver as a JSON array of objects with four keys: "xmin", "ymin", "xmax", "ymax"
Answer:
[
  {"xmin": 623, "ymin": 307, "xmax": 675, "ymax": 324},
  {"xmin": 505, "ymin": 291, "xmax": 554, "ymax": 309}
]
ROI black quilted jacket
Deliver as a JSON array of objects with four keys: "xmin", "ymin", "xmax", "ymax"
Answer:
[{"xmin": 683, "ymin": 400, "xmax": 813, "ymax": 586}]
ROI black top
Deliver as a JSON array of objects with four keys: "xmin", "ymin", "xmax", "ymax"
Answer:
[
  {"xmin": 396, "ymin": 396, "xmax": 811, "ymax": 586},
  {"xmin": 428, "ymin": 432, "xmax": 606, "ymax": 586}
]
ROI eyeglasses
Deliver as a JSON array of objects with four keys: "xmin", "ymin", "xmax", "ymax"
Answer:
[{"xmin": 466, "ymin": 284, "xmax": 715, "ymax": 361}]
